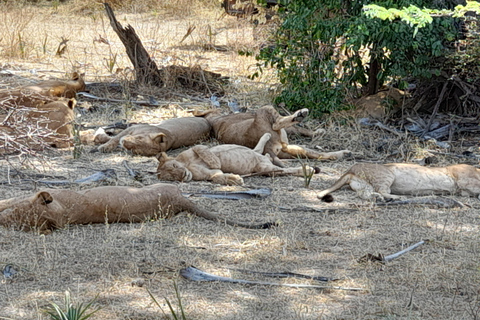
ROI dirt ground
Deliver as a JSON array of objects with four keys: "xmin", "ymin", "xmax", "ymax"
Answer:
[{"xmin": 1, "ymin": 2, "xmax": 479, "ymax": 320}]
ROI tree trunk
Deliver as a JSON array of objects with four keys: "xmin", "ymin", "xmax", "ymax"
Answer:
[
  {"xmin": 367, "ymin": 54, "xmax": 380, "ymax": 95},
  {"xmin": 104, "ymin": 3, "xmax": 163, "ymax": 86}
]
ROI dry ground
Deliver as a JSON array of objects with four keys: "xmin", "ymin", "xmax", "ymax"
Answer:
[{"xmin": 0, "ymin": 2, "xmax": 479, "ymax": 320}]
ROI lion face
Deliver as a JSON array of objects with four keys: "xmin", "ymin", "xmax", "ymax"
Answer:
[
  {"xmin": 0, "ymin": 191, "xmax": 64, "ymax": 231},
  {"xmin": 120, "ymin": 133, "xmax": 168, "ymax": 156},
  {"xmin": 156, "ymin": 158, "xmax": 193, "ymax": 182}
]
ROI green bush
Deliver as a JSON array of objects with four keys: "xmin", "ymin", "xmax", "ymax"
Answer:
[{"xmin": 255, "ymin": 0, "xmax": 467, "ymax": 117}]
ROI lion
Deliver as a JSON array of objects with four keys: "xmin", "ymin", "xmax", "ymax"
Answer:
[
  {"xmin": 96, "ymin": 117, "xmax": 211, "ymax": 156},
  {"xmin": 0, "ymin": 72, "xmax": 85, "ymax": 108},
  {"xmin": 194, "ymin": 105, "xmax": 351, "ymax": 167},
  {"xmin": 25, "ymin": 98, "xmax": 76, "ymax": 148},
  {"xmin": 0, "ymin": 98, "xmax": 76, "ymax": 152},
  {"xmin": 156, "ymin": 133, "xmax": 318, "ymax": 185},
  {"xmin": 0, "ymin": 183, "xmax": 275, "ymax": 233},
  {"xmin": 317, "ymin": 163, "xmax": 480, "ymax": 201}
]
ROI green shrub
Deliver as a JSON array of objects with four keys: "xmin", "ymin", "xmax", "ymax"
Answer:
[{"xmin": 255, "ymin": 0, "xmax": 468, "ymax": 117}]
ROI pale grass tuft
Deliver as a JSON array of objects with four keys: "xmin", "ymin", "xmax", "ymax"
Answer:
[{"xmin": 0, "ymin": 2, "xmax": 37, "ymax": 58}]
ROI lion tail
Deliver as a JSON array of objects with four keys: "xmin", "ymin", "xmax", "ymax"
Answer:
[
  {"xmin": 180, "ymin": 197, "xmax": 276, "ymax": 229},
  {"xmin": 317, "ymin": 172, "xmax": 354, "ymax": 202}
]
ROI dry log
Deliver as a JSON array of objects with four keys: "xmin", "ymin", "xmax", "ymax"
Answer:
[
  {"xmin": 104, "ymin": 3, "xmax": 162, "ymax": 86},
  {"xmin": 103, "ymin": 3, "xmax": 226, "ymax": 94}
]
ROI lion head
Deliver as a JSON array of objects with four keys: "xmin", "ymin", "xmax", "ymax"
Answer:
[
  {"xmin": 0, "ymin": 191, "xmax": 64, "ymax": 231},
  {"xmin": 156, "ymin": 153, "xmax": 193, "ymax": 182},
  {"xmin": 120, "ymin": 132, "xmax": 170, "ymax": 156}
]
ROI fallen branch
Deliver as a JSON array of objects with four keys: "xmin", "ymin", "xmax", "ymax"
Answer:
[
  {"xmin": 180, "ymin": 266, "xmax": 365, "ymax": 291},
  {"xmin": 183, "ymin": 188, "xmax": 271, "ymax": 200},
  {"xmin": 358, "ymin": 118, "xmax": 403, "ymax": 137},
  {"xmin": 24, "ymin": 169, "xmax": 117, "ymax": 187},
  {"xmin": 384, "ymin": 240, "xmax": 426, "ymax": 262},
  {"xmin": 359, "ymin": 240, "xmax": 427, "ymax": 263},
  {"xmin": 229, "ymin": 268, "xmax": 337, "ymax": 282},
  {"xmin": 77, "ymin": 92, "xmax": 159, "ymax": 106},
  {"xmin": 277, "ymin": 205, "xmax": 358, "ymax": 214}
]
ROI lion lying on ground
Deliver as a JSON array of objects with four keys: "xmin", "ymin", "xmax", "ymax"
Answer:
[
  {"xmin": 156, "ymin": 133, "xmax": 318, "ymax": 185},
  {"xmin": 0, "ymin": 183, "xmax": 275, "ymax": 233},
  {"xmin": 96, "ymin": 117, "xmax": 211, "ymax": 156},
  {"xmin": 194, "ymin": 105, "xmax": 351, "ymax": 167},
  {"xmin": 0, "ymin": 98, "xmax": 76, "ymax": 152},
  {"xmin": 0, "ymin": 72, "xmax": 85, "ymax": 108},
  {"xmin": 317, "ymin": 163, "xmax": 480, "ymax": 201}
]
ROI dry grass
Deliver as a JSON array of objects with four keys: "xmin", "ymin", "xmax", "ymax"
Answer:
[{"xmin": 1, "ymin": 1, "xmax": 480, "ymax": 320}]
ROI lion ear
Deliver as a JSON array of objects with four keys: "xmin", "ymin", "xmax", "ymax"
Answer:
[
  {"xmin": 71, "ymin": 72, "xmax": 81, "ymax": 80},
  {"xmin": 67, "ymin": 98, "xmax": 76, "ymax": 110},
  {"xmin": 156, "ymin": 152, "xmax": 169, "ymax": 165},
  {"xmin": 151, "ymin": 133, "xmax": 167, "ymax": 144},
  {"xmin": 35, "ymin": 191, "xmax": 53, "ymax": 205}
]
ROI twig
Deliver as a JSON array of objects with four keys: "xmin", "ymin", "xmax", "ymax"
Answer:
[
  {"xmin": 358, "ymin": 118, "xmax": 403, "ymax": 137},
  {"xmin": 241, "ymin": 170, "xmax": 284, "ymax": 178},
  {"xmin": 277, "ymin": 205, "xmax": 358, "ymax": 213},
  {"xmin": 359, "ymin": 240, "xmax": 427, "ymax": 263},
  {"xmin": 180, "ymin": 266, "xmax": 366, "ymax": 291},
  {"xmin": 122, "ymin": 160, "xmax": 143, "ymax": 181},
  {"xmin": 422, "ymin": 80, "xmax": 449, "ymax": 137},
  {"xmin": 383, "ymin": 240, "xmax": 426, "ymax": 262}
]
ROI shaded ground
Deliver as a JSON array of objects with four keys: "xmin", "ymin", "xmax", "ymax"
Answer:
[{"xmin": 1, "ymin": 2, "xmax": 479, "ymax": 320}]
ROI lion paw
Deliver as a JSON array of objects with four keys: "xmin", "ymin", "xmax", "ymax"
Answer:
[
  {"xmin": 293, "ymin": 108, "xmax": 309, "ymax": 123},
  {"xmin": 97, "ymin": 142, "xmax": 117, "ymax": 153},
  {"xmin": 227, "ymin": 175, "xmax": 244, "ymax": 186},
  {"xmin": 212, "ymin": 174, "xmax": 244, "ymax": 186}
]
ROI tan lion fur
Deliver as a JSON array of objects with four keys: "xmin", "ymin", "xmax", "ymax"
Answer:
[
  {"xmin": 317, "ymin": 163, "xmax": 480, "ymax": 200},
  {"xmin": 194, "ymin": 105, "xmax": 351, "ymax": 167},
  {"xmin": 156, "ymin": 133, "xmax": 316, "ymax": 185},
  {"xmin": 0, "ymin": 183, "xmax": 274, "ymax": 233},
  {"xmin": 0, "ymin": 72, "xmax": 85, "ymax": 108},
  {"xmin": 97, "ymin": 117, "xmax": 211, "ymax": 156},
  {"xmin": 0, "ymin": 98, "xmax": 76, "ymax": 152}
]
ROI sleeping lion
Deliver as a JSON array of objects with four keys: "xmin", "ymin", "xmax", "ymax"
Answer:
[
  {"xmin": 0, "ymin": 183, "xmax": 275, "ymax": 233},
  {"xmin": 317, "ymin": 163, "xmax": 480, "ymax": 201},
  {"xmin": 156, "ymin": 133, "xmax": 318, "ymax": 185}
]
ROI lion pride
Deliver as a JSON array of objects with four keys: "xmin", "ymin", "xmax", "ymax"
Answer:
[
  {"xmin": 156, "ymin": 133, "xmax": 318, "ymax": 185},
  {"xmin": 194, "ymin": 105, "xmax": 351, "ymax": 167}
]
